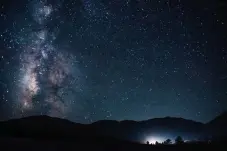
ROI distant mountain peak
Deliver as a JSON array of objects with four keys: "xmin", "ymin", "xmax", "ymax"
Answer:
[
  {"xmin": 219, "ymin": 111, "xmax": 227, "ymax": 117},
  {"xmin": 1, "ymin": 113, "xmax": 227, "ymax": 142},
  {"xmin": 209, "ymin": 111, "xmax": 227, "ymax": 124}
]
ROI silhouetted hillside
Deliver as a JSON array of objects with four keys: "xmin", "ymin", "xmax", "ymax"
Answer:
[
  {"xmin": 0, "ymin": 115, "xmax": 90, "ymax": 139},
  {"xmin": 91, "ymin": 117, "xmax": 204, "ymax": 142},
  {"xmin": 0, "ymin": 113, "xmax": 227, "ymax": 143},
  {"xmin": 205, "ymin": 112, "xmax": 227, "ymax": 140},
  {"xmin": 207, "ymin": 111, "xmax": 227, "ymax": 127},
  {"xmin": 1, "ymin": 114, "xmax": 227, "ymax": 151}
]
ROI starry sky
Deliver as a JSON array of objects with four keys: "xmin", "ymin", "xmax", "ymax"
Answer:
[{"xmin": 0, "ymin": 0, "xmax": 227, "ymax": 123}]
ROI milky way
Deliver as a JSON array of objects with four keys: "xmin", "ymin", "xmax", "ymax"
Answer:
[
  {"xmin": 0, "ymin": 0, "xmax": 227, "ymax": 123},
  {"xmin": 13, "ymin": 0, "xmax": 83, "ymax": 118}
]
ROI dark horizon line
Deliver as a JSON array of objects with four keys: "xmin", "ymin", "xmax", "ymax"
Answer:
[{"xmin": 2, "ymin": 111, "xmax": 226, "ymax": 125}]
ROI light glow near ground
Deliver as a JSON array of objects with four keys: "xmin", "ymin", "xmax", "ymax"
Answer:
[{"xmin": 145, "ymin": 136, "xmax": 167, "ymax": 144}]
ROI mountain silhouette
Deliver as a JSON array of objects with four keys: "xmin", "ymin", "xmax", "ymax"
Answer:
[
  {"xmin": 91, "ymin": 117, "xmax": 204, "ymax": 142},
  {"xmin": 0, "ymin": 113, "xmax": 226, "ymax": 143},
  {"xmin": 205, "ymin": 112, "xmax": 227, "ymax": 140}
]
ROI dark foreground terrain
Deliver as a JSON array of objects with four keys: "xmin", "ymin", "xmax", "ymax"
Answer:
[
  {"xmin": 1, "ymin": 138, "xmax": 227, "ymax": 151},
  {"xmin": 0, "ymin": 113, "xmax": 227, "ymax": 150}
]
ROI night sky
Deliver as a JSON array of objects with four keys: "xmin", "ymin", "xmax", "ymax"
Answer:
[{"xmin": 0, "ymin": 0, "xmax": 227, "ymax": 123}]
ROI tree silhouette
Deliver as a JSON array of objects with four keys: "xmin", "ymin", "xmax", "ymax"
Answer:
[
  {"xmin": 146, "ymin": 141, "xmax": 149, "ymax": 145},
  {"xmin": 175, "ymin": 136, "xmax": 184, "ymax": 144},
  {"xmin": 155, "ymin": 141, "xmax": 160, "ymax": 145},
  {"xmin": 163, "ymin": 139, "xmax": 172, "ymax": 144}
]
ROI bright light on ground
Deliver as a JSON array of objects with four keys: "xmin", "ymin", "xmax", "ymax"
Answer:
[{"xmin": 145, "ymin": 136, "xmax": 166, "ymax": 144}]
